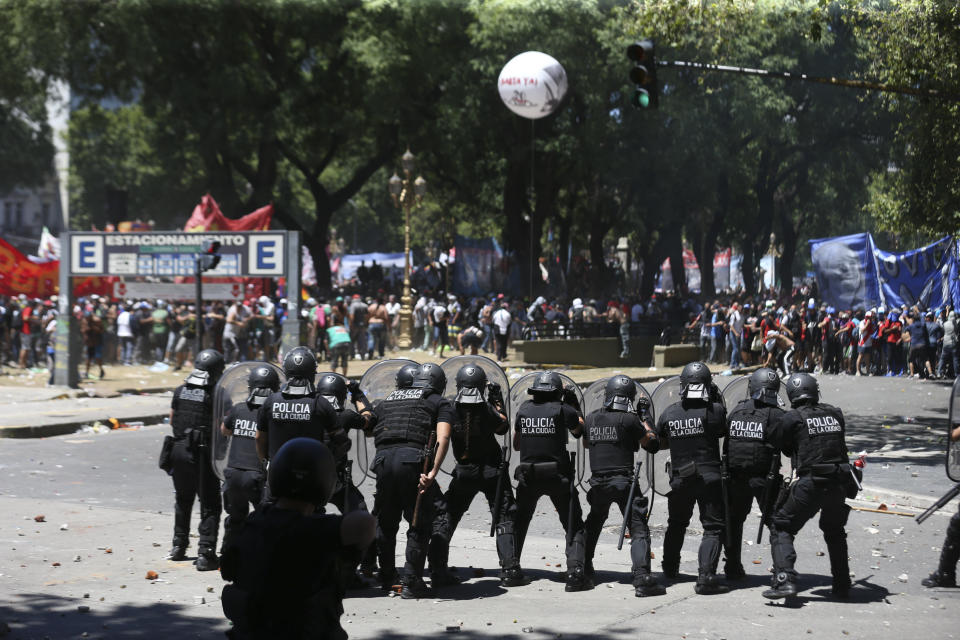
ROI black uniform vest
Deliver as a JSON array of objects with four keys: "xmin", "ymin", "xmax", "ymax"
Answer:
[
  {"xmin": 725, "ymin": 399, "xmax": 782, "ymax": 472},
  {"xmin": 792, "ymin": 403, "xmax": 848, "ymax": 471},
  {"xmin": 265, "ymin": 392, "xmax": 333, "ymax": 460},
  {"xmin": 227, "ymin": 402, "xmax": 261, "ymax": 471},
  {"xmin": 585, "ymin": 408, "xmax": 637, "ymax": 474},
  {"xmin": 451, "ymin": 403, "xmax": 502, "ymax": 465},
  {"xmin": 658, "ymin": 400, "xmax": 723, "ymax": 467},
  {"xmin": 374, "ymin": 388, "xmax": 434, "ymax": 448},
  {"xmin": 516, "ymin": 399, "xmax": 567, "ymax": 464},
  {"xmin": 171, "ymin": 383, "xmax": 213, "ymax": 438}
]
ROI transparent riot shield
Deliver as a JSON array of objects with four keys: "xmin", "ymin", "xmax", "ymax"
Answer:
[
  {"xmin": 510, "ymin": 371, "xmax": 586, "ymax": 485},
  {"xmin": 721, "ymin": 376, "xmax": 789, "ymax": 410},
  {"xmin": 948, "ymin": 377, "xmax": 960, "ymax": 483},
  {"xmin": 649, "ymin": 376, "xmax": 683, "ymax": 496},
  {"xmin": 582, "ymin": 377, "xmax": 654, "ymax": 494},
  {"xmin": 211, "ymin": 361, "xmax": 285, "ymax": 481},
  {"xmin": 441, "ymin": 355, "xmax": 511, "ymax": 473},
  {"xmin": 354, "ymin": 358, "xmax": 419, "ymax": 487}
]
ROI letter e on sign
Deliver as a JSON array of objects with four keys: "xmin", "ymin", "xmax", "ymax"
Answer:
[
  {"xmin": 71, "ymin": 235, "xmax": 103, "ymax": 274},
  {"xmin": 248, "ymin": 234, "xmax": 284, "ymax": 276}
]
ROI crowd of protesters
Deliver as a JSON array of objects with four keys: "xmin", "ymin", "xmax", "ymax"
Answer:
[{"xmin": 1, "ymin": 280, "xmax": 955, "ymax": 383}]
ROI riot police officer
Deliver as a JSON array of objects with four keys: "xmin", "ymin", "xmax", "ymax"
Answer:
[
  {"xmin": 438, "ymin": 364, "xmax": 522, "ymax": 586},
  {"xmin": 764, "ymin": 372, "xmax": 857, "ymax": 599},
  {"xmin": 255, "ymin": 347, "xmax": 339, "ymax": 476},
  {"xmin": 316, "ymin": 372, "xmax": 375, "ymax": 514},
  {"xmin": 722, "ymin": 368, "xmax": 785, "ymax": 580},
  {"xmin": 371, "ymin": 362, "xmax": 454, "ymax": 598},
  {"xmin": 655, "ymin": 361, "xmax": 729, "ymax": 594},
  {"xmin": 219, "ymin": 365, "xmax": 279, "ymax": 553},
  {"xmin": 221, "ymin": 438, "xmax": 376, "ymax": 639},
  {"xmin": 583, "ymin": 376, "xmax": 665, "ymax": 597},
  {"xmin": 922, "ymin": 424, "xmax": 960, "ymax": 587},
  {"xmin": 167, "ymin": 348, "xmax": 224, "ymax": 571},
  {"xmin": 512, "ymin": 371, "xmax": 590, "ymax": 591}
]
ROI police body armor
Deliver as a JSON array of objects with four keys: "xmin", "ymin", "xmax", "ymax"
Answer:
[
  {"xmin": 374, "ymin": 387, "xmax": 434, "ymax": 448},
  {"xmin": 658, "ymin": 401, "xmax": 724, "ymax": 478},
  {"xmin": 792, "ymin": 403, "xmax": 848, "ymax": 473},
  {"xmin": 725, "ymin": 399, "xmax": 779, "ymax": 473},
  {"xmin": 586, "ymin": 408, "xmax": 637, "ymax": 475},
  {"xmin": 265, "ymin": 393, "xmax": 334, "ymax": 460},
  {"xmin": 172, "ymin": 383, "xmax": 213, "ymax": 440},
  {"xmin": 451, "ymin": 403, "xmax": 502, "ymax": 466},
  {"xmin": 226, "ymin": 402, "xmax": 262, "ymax": 471},
  {"xmin": 516, "ymin": 399, "xmax": 567, "ymax": 464}
]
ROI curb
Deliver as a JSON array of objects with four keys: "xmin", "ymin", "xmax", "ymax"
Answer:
[{"xmin": 0, "ymin": 412, "xmax": 169, "ymax": 439}]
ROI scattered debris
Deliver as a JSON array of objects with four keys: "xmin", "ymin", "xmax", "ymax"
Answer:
[
  {"xmin": 77, "ymin": 605, "xmax": 90, "ymax": 613},
  {"xmin": 33, "ymin": 515, "xmax": 45, "ymax": 522},
  {"xmin": 897, "ymin": 573, "xmax": 908, "ymax": 583},
  {"xmin": 60, "ymin": 523, "xmax": 69, "ymax": 531},
  {"xmin": 146, "ymin": 570, "xmax": 158, "ymax": 580}
]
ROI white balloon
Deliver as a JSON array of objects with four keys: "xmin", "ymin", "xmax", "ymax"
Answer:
[{"xmin": 497, "ymin": 51, "xmax": 568, "ymax": 120}]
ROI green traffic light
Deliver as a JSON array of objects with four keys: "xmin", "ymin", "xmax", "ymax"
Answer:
[{"xmin": 632, "ymin": 88, "xmax": 650, "ymax": 108}]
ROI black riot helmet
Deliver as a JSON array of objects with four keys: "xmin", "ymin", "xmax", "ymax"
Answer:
[
  {"xmin": 247, "ymin": 365, "xmax": 280, "ymax": 407},
  {"xmin": 748, "ymin": 367, "xmax": 781, "ymax": 407},
  {"xmin": 396, "ymin": 363, "xmax": 420, "ymax": 390},
  {"xmin": 282, "ymin": 346, "xmax": 317, "ymax": 396},
  {"xmin": 679, "ymin": 361, "xmax": 712, "ymax": 401},
  {"xmin": 268, "ymin": 438, "xmax": 337, "ymax": 507},
  {"xmin": 604, "ymin": 375, "xmax": 637, "ymax": 412},
  {"xmin": 316, "ymin": 373, "xmax": 347, "ymax": 411},
  {"xmin": 785, "ymin": 372, "xmax": 820, "ymax": 406},
  {"xmin": 412, "ymin": 362, "xmax": 447, "ymax": 393},
  {"xmin": 455, "ymin": 365, "xmax": 487, "ymax": 405},
  {"xmin": 528, "ymin": 371, "xmax": 563, "ymax": 399},
  {"xmin": 185, "ymin": 349, "xmax": 224, "ymax": 387}
]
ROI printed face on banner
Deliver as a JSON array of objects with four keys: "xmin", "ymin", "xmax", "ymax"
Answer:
[{"xmin": 813, "ymin": 241, "xmax": 866, "ymax": 310}]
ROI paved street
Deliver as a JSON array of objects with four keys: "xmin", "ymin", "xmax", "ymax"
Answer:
[{"xmin": 0, "ymin": 373, "xmax": 957, "ymax": 639}]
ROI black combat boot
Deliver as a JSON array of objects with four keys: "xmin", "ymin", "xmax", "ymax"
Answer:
[
  {"xmin": 195, "ymin": 549, "xmax": 219, "ymax": 572},
  {"xmin": 430, "ymin": 566, "xmax": 462, "ymax": 587},
  {"xmin": 762, "ymin": 571, "xmax": 797, "ymax": 599},
  {"xmin": 921, "ymin": 571, "xmax": 957, "ymax": 588},
  {"xmin": 724, "ymin": 561, "xmax": 746, "ymax": 581},
  {"xmin": 378, "ymin": 568, "xmax": 399, "ymax": 591},
  {"xmin": 661, "ymin": 561, "xmax": 679, "ymax": 579},
  {"xmin": 500, "ymin": 566, "xmax": 526, "ymax": 587},
  {"xmin": 826, "ymin": 538, "xmax": 851, "ymax": 598},
  {"xmin": 167, "ymin": 545, "xmax": 187, "ymax": 561},
  {"xmin": 634, "ymin": 573, "xmax": 667, "ymax": 597},
  {"xmin": 400, "ymin": 575, "xmax": 432, "ymax": 599},
  {"xmin": 564, "ymin": 567, "xmax": 593, "ymax": 592},
  {"xmin": 694, "ymin": 573, "xmax": 730, "ymax": 595}
]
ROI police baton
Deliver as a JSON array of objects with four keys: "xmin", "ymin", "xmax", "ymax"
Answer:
[
  {"xmin": 756, "ymin": 455, "xmax": 782, "ymax": 544},
  {"xmin": 618, "ymin": 459, "xmax": 643, "ymax": 551},
  {"xmin": 490, "ymin": 446, "xmax": 508, "ymax": 538},
  {"xmin": 342, "ymin": 459, "xmax": 354, "ymax": 514},
  {"xmin": 566, "ymin": 451, "xmax": 577, "ymax": 546},
  {"xmin": 720, "ymin": 456, "xmax": 734, "ymax": 553},
  {"xmin": 917, "ymin": 482, "xmax": 960, "ymax": 525},
  {"xmin": 412, "ymin": 431, "xmax": 437, "ymax": 529}
]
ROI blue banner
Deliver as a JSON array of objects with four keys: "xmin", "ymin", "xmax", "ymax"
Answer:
[
  {"xmin": 809, "ymin": 232, "xmax": 881, "ymax": 311},
  {"xmin": 875, "ymin": 236, "xmax": 953, "ymax": 309}
]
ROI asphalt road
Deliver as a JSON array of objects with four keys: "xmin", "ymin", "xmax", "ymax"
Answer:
[{"xmin": 1, "ymin": 373, "xmax": 958, "ymax": 639}]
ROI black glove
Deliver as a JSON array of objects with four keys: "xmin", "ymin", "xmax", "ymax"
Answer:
[
  {"xmin": 636, "ymin": 396, "xmax": 651, "ymax": 410},
  {"xmin": 487, "ymin": 382, "xmax": 504, "ymax": 409},
  {"xmin": 347, "ymin": 380, "xmax": 361, "ymax": 395},
  {"xmin": 562, "ymin": 386, "xmax": 581, "ymax": 413}
]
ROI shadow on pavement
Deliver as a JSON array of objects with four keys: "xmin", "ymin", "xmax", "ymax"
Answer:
[
  {"xmin": 845, "ymin": 412, "xmax": 948, "ymax": 467},
  {"xmin": 1, "ymin": 592, "xmax": 228, "ymax": 638}
]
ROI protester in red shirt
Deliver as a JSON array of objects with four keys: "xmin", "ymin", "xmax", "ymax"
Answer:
[{"xmin": 880, "ymin": 311, "xmax": 903, "ymax": 376}]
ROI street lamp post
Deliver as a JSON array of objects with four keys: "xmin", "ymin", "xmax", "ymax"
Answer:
[{"xmin": 388, "ymin": 149, "xmax": 426, "ymax": 350}]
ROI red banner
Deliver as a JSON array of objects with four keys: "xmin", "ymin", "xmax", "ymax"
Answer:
[
  {"xmin": 184, "ymin": 194, "xmax": 273, "ymax": 232},
  {"xmin": 0, "ymin": 238, "xmax": 59, "ymax": 298}
]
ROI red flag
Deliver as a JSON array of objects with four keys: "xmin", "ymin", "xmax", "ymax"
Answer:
[
  {"xmin": 184, "ymin": 194, "xmax": 273, "ymax": 232},
  {"xmin": 0, "ymin": 237, "xmax": 59, "ymax": 298}
]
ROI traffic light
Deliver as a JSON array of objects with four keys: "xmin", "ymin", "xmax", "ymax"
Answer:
[
  {"xmin": 626, "ymin": 39, "xmax": 658, "ymax": 109},
  {"xmin": 197, "ymin": 239, "xmax": 221, "ymax": 272}
]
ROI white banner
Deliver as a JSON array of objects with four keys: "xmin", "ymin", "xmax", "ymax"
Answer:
[{"xmin": 113, "ymin": 281, "xmax": 245, "ymax": 301}]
